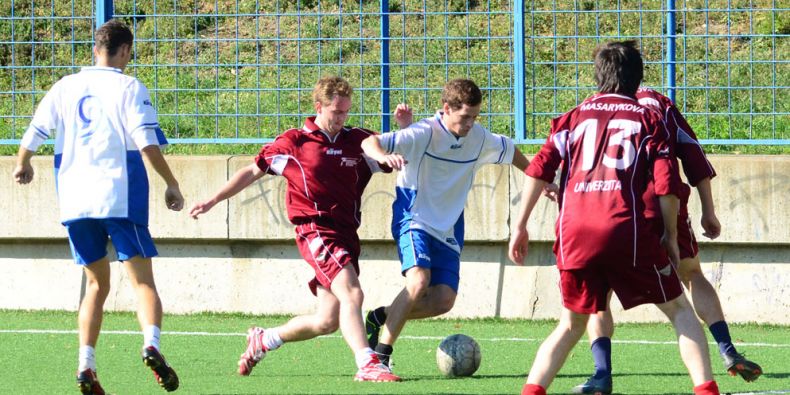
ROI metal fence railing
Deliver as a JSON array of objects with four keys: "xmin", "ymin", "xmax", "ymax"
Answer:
[{"xmin": 1, "ymin": 0, "xmax": 787, "ymax": 145}]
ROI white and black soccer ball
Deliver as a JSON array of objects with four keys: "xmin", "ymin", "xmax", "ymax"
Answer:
[{"xmin": 436, "ymin": 333, "xmax": 481, "ymax": 377}]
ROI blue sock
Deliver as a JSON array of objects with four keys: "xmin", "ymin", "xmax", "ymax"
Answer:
[
  {"xmin": 590, "ymin": 337, "xmax": 612, "ymax": 379},
  {"xmin": 709, "ymin": 320, "xmax": 736, "ymax": 355}
]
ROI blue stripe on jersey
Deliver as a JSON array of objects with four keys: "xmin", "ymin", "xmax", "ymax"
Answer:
[
  {"xmin": 34, "ymin": 125, "xmax": 50, "ymax": 139},
  {"xmin": 424, "ymin": 152, "xmax": 478, "ymax": 164},
  {"xmin": 154, "ymin": 127, "xmax": 169, "ymax": 146},
  {"xmin": 454, "ymin": 211, "xmax": 465, "ymax": 250},
  {"xmin": 391, "ymin": 186, "xmax": 418, "ymax": 238},
  {"xmin": 126, "ymin": 150, "xmax": 150, "ymax": 226},
  {"xmin": 496, "ymin": 135, "xmax": 506, "ymax": 164}
]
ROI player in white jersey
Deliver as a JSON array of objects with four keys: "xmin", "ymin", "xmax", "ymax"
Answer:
[
  {"xmin": 13, "ymin": 20, "xmax": 183, "ymax": 394},
  {"xmin": 361, "ymin": 79, "xmax": 531, "ymax": 372}
]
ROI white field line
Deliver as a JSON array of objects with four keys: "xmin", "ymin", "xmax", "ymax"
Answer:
[
  {"xmin": 726, "ymin": 391, "xmax": 790, "ymax": 395},
  {"xmin": 1, "ymin": 329, "xmax": 789, "ymax": 348}
]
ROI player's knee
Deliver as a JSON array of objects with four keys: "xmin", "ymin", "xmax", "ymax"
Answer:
[
  {"xmin": 316, "ymin": 317, "xmax": 339, "ymax": 335},
  {"xmin": 405, "ymin": 279, "xmax": 430, "ymax": 300}
]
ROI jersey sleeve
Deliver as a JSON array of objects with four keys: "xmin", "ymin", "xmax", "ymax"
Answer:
[
  {"xmin": 665, "ymin": 106, "xmax": 716, "ymax": 186},
  {"xmin": 477, "ymin": 129, "xmax": 516, "ymax": 165},
  {"xmin": 378, "ymin": 120, "xmax": 432, "ymax": 163},
  {"xmin": 124, "ymin": 80, "xmax": 163, "ymax": 150},
  {"xmin": 647, "ymin": 115, "xmax": 681, "ymax": 197},
  {"xmin": 20, "ymin": 82, "xmax": 61, "ymax": 152},
  {"xmin": 525, "ymin": 114, "xmax": 567, "ymax": 182},
  {"xmin": 254, "ymin": 131, "xmax": 296, "ymax": 175}
]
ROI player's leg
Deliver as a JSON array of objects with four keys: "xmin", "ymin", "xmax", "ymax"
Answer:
[
  {"xmin": 522, "ymin": 307, "xmax": 589, "ymax": 393},
  {"xmin": 678, "ymin": 255, "xmax": 762, "ymax": 381},
  {"xmin": 66, "ymin": 219, "xmax": 111, "ymax": 394},
  {"xmin": 573, "ymin": 291, "xmax": 614, "ymax": 394},
  {"xmin": 108, "ymin": 219, "xmax": 178, "ymax": 392},
  {"xmin": 655, "ymin": 295, "xmax": 719, "ymax": 394}
]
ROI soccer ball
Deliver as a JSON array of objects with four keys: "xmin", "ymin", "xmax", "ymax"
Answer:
[{"xmin": 436, "ymin": 334, "xmax": 481, "ymax": 377}]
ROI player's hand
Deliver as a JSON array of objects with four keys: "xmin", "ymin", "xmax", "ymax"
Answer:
[
  {"xmin": 189, "ymin": 200, "xmax": 216, "ymax": 219},
  {"xmin": 13, "ymin": 163, "xmax": 34, "ymax": 184},
  {"xmin": 380, "ymin": 153, "xmax": 407, "ymax": 170},
  {"xmin": 508, "ymin": 227, "xmax": 530, "ymax": 265},
  {"xmin": 165, "ymin": 185, "xmax": 184, "ymax": 211},
  {"xmin": 700, "ymin": 212, "xmax": 721, "ymax": 239},
  {"xmin": 661, "ymin": 232, "xmax": 681, "ymax": 266},
  {"xmin": 542, "ymin": 183, "xmax": 559, "ymax": 202},
  {"xmin": 393, "ymin": 103, "xmax": 413, "ymax": 129}
]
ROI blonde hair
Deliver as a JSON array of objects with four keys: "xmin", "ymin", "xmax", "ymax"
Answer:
[{"xmin": 313, "ymin": 76, "xmax": 353, "ymax": 106}]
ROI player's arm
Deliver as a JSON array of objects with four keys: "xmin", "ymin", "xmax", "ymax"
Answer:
[
  {"xmin": 658, "ymin": 193, "xmax": 681, "ymax": 265},
  {"xmin": 695, "ymin": 177, "xmax": 721, "ymax": 239},
  {"xmin": 511, "ymin": 147, "xmax": 529, "ymax": 172},
  {"xmin": 360, "ymin": 135, "xmax": 407, "ymax": 170},
  {"xmin": 141, "ymin": 145, "xmax": 184, "ymax": 212},
  {"xmin": 189, "ymin": 163, "xmax": 265, "ymax": 219},
  {"xmin": 13, "ymin": 147, "xmax": 36, "ymax": 184},
  {"xmin": 509, "ymin": 175, "xmax": 547, "ymax": 265}
]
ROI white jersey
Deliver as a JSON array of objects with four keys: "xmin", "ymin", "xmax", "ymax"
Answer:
[
  {"xmin": 20, "ymin": 66, "xmax": 167, "ymax": 225},
  {"xmin": 380, "ymin": 112, "xmax": 515, "ymax": 252}
]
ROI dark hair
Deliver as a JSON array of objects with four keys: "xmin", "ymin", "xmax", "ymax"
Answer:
[
  {"xmin": 442, "ymin": 79, "xmax": 482, "ymax": 110},
  {"xmin": 313, "ymin": 75, "xmax": 353, "ymax": 105},
  {"xmin": 593, "ymin": 40, "xmax": 643, "ymax": 95},
  {"xmin": 95, "ymin": 19, "xmax": 133, "ymax": 57}
]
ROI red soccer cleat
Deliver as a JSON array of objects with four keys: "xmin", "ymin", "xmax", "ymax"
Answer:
[
  {"xmin": 354, "ymin": 354, "xmax": 401, "ymax": 382},
  {"xmin": 76, "ymin": 369, "xmax": 106, "ymax": 395},
  {"xmin": 142, "ymin": 346, "xmax": 179, "ymax": 391},
  {"xmin": 238, "ymin": 327, "xmax": 268, "ymax": 376}
]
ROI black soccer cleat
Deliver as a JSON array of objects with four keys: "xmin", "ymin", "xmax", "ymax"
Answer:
[
  {"xmin": 142, "ymin": 346, "xmax": 180, "ymax": 391},
  {"xmin": 365, "ymin": 309, "xmax": 385, "ymax": 349},
  {"xmin": 723, "ymin": 352, "xmax": 762, "ymax": 382},
  {"xmin": 76, "ymin": 369, "xmax": 106, "ymax": 395},
  {"xmin": 571, "ymin": 375, "xmax": 613, "ymax": 395}
]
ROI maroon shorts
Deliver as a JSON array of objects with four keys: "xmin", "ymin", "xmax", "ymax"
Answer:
[
  {"xmin": 649, "ymin": 214, "xmax": 699, "ymax": 261},
  {"xmin": 559, "ymin": 257, "xmax": 683, "ymax": 314},
  {"xmin": 294, "ymin": 222, "xmax": 360, "ymax": 296}
]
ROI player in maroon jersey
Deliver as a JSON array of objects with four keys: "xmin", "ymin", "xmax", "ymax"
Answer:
[
  {"xmin": 571, "ymin": 87, "xmax": 761, "ymax": 394},
  {"xmin": 189, "ymin": 76, "xmax": 411, "ymax": 382},
  {"xmin": 510, "ymin": 41, "xmax": 719, "ymax": 395}
]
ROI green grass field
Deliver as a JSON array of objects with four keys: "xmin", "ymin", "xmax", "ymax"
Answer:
[{"xmin": 2, "ymin": 310, "xmax": 788, "ymax": 394}]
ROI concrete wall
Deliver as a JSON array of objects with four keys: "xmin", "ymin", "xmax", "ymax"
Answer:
[{"xmin": 1, "ymin": 155, "xmax": 788, "ymax": 324}]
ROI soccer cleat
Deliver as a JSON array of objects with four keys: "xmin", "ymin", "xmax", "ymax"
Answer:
[
  {"xmin": 365, "ymin": 310, "xmax": 384, "ymax": 349},
  {"xmin": 571, "ymin": 375, "xmax": 613, "ymax": 395},
  {"xmin": 238, "ymin": 327, "xmax": 268, "ymax": 376},
  {"xmin": 354, "ymin": 354, "xmax": 401, "ymax": 382},
  {"xmin": 76, "ymin": 369, "xmax": 106, "ymax": 395},
  {"xmin": 142, "ymin": 346, "xmax": 180, "ymax": 392},
  {"xmin": 722, "ymin": 352, "xmax": 762, "ymax": 382}
]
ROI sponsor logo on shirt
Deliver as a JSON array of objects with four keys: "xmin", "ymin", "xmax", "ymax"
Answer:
[
  {"xmin": 340, "ymin": 157, "xmax": 359, "ymax": 167},
  {"xmin": 326, "ymin": 148, "xmax": 343, "ymax": 155},
  {"xmin": 450, "ymin": 143, "xmax": 463, "ymax": 149},
  {"xmin": 417, "ymin": 253, "xmax": 431, "ymax": 261},
  {"xmin": 143, "ymin": 99, "xmax": 153, "ymax": 106},
  {"xmin": 573, "ymin": 180, "xmax": 622, "ymax": 193}
]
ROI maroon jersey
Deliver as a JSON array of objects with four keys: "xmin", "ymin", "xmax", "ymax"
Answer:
[
  {"xmin": 254, "ymin": 117, "xmax": 386, "ymax": 230},
  {"xmin": 636, "ymin": 88, "xmax": 717, "ymax": 219},
  {"xmin": 527, "ymin": 93, "xmax": 681, "ymax": 270}
]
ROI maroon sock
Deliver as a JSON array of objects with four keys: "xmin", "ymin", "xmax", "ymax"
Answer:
[
  {"xmin": 694, "ymin": 380, "xmax": 720, "ymax": 395},
  {"xmin": 521, "ymin": 383, "xmax": 547, "ymax": 395}
]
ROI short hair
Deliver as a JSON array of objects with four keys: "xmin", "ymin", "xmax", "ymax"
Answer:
[
  {"xmin": 442, "ymin": 79, "xmax": 482, "ymax": 110},
  {"xmin": 593, "ymin": 40, "xmax": 643, "ymax": 95},
  {"xmin": 313, "ymin": 76, "xmax": 353, "ymax": 106},
  {"xmin": 95, "ymin": 19, "xmax": 133, "ymax": 57}
]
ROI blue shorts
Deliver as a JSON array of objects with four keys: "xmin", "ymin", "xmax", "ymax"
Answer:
[
  {"xmin": 397, "ymin": 229, "xmax": 460, "ymax": 292},
  {"xmin": 65, "ymin": 218, "xmax": 158, "ymax": 265}
]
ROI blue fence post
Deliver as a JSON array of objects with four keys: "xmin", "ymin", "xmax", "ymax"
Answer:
[
  {"xmin": 380, "ymin": 0, "xmax": 391, "ymax": 132},
  {"xmin": 666, "ymin": 0, "xmax": 676, "ymax": 103},
  {"xmin": 95, "ymin": 0, "xmax": 114, "ymax": 29},
  {"xmin": 513, "ymin": 0, "xmax": 526, "ymax": 141}
]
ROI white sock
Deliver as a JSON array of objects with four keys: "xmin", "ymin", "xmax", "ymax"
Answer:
[
  {"xmin": 354, "ymin": 347, "xmax": 375, "ymax": 369},
  {"xmin": 78, "ymin": 345, "xmax": 97, "ymax": 372},
  {"xmin": 262, "ymin": 328, "xmax": 283, "ymax": 351},
  {"xmin": 143, "ymin": 325, "xmax": 161, "ymax": 351}
]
